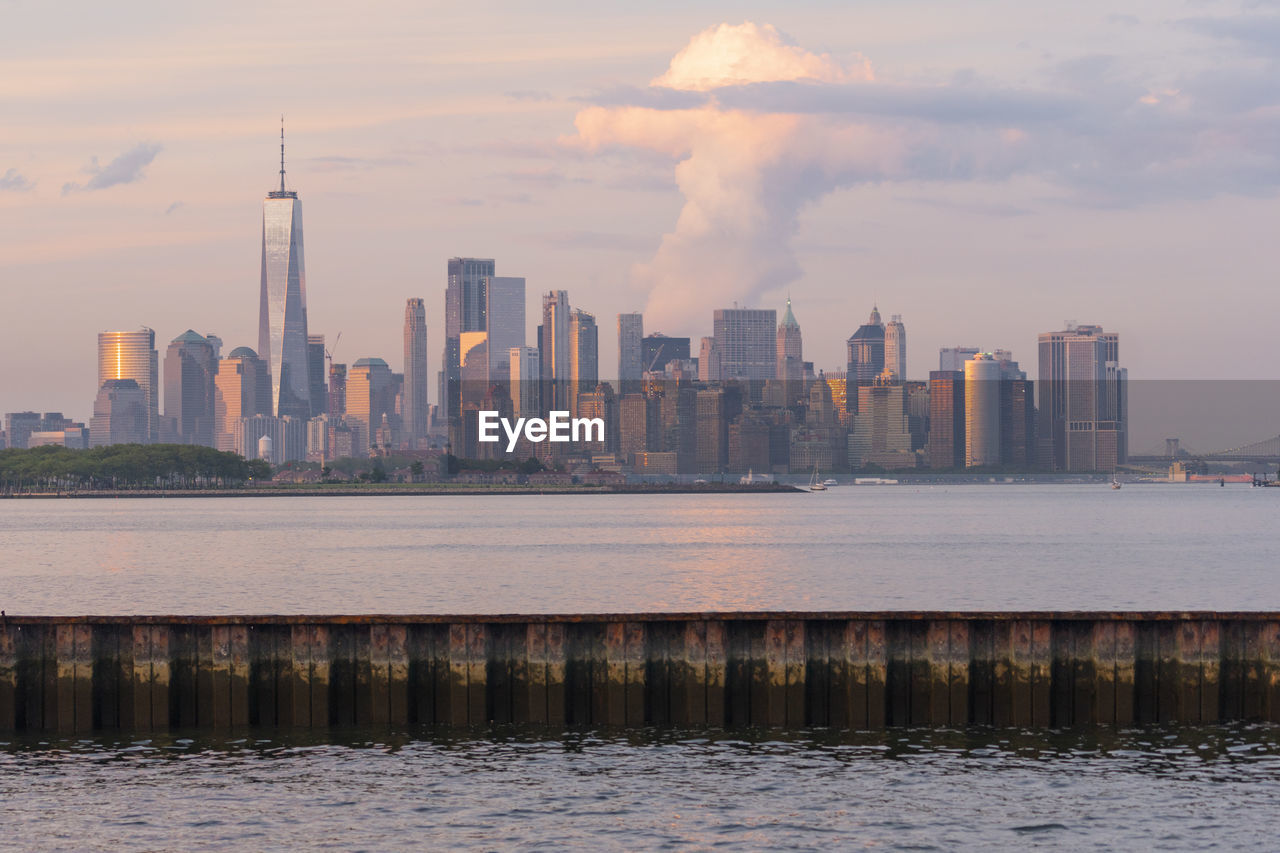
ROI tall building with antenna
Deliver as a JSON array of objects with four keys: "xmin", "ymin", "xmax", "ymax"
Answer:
[{"xmin": 258, "ymin": 119, "xmax": 312, "ymax": 420}]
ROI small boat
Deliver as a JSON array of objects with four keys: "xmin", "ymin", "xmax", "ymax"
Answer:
[
  {"xmin": 823, "ymin": 478, "xmax": 839, "ymax": 487},
  {"xmin": 1111, "ymin": 473, "xmax": 1121, "ymax": 490},
  {"xmin": 809, "ymin": 467, "xmax": 826, "ymax": 491}
]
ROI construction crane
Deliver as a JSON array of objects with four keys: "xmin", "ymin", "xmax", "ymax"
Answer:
[{"xmin": 325, "ymin": 331, "xmax": 342, "ymax": 370}]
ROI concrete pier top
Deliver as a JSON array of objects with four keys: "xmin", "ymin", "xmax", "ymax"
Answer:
[
  {"xmin": 2, "ymin": 612, "xmax": 1278, "ymax": 733},
  {"xmin": 4, "ymin": 610, "xmax": 1279, "ymax": 624}
]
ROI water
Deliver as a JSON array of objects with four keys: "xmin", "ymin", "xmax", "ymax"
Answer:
[
  {"xmin": 1, "ymin": 726, "xmax": 1278, "ymax": 850},
  {"xmin": 0, "ymin": 485, "xmax": 1276, "ymax": 614},
  {"xmin": 4, "ymin": 486, "xmax": 1279, "ymax": 848}
]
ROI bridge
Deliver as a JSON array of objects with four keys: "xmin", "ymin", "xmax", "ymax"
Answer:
[{"xmin": 1129, "ymin": 434, "xmax": 1280, "ymax": 465}]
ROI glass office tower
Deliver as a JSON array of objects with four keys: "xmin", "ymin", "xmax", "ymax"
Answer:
[{"xmin": 258, "ymin": 129, "xmax": 312, "ymax": 420}]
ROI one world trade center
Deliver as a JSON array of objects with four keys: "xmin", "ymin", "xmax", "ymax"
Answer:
[{"xmin": 258, "ymin": 122, "xmax": 311, "ymax": 419}]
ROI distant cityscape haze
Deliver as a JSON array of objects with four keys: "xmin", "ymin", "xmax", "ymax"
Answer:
[{"xmin": 3, "ymin": 2, "xmax": 1279, "ymax": 451}]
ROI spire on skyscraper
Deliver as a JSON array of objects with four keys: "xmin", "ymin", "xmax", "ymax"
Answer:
[
  {"xmin": 279, "ymin": 115, "xmax": 286, "ymax": 194},
  {"xmin": 781, "ymin": 294, "xmax": 799, "ymax": 328}
]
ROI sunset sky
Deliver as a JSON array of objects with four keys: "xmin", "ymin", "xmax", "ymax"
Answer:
[{"xmin": 4, "ymin": 0, "xmax": 1279, "ymax": 444}]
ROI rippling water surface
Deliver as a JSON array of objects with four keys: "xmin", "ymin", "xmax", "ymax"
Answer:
[
  {"xmin": 2, "ymin": 726, "xmax": 1279, "ymax": 851},
  {"xmin": 5, "ymin": 487, "xmax": 1279, "ymax": 849},
  {"xmin": 2, "ymin": 485, "xmax": 1277, "ymax": 613}
]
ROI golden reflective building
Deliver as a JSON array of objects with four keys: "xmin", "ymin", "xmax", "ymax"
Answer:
[{"xmin": 97, "ymin": 328, "xmax": 158, "ymax": 442}]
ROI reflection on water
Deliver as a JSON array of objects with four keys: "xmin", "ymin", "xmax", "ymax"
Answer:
[
  {"xmin": 1, "ymin": 725, "xmax": 1277, "ymax": 850},
  {"xmin": 1, "ymin": 486, "xmax": 1277, "ymax": 613}
]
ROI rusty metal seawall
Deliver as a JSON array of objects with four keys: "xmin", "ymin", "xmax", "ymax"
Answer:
[{"xmin": 2, "ymin": 613, "xmax": 1278, "ymax": 733}]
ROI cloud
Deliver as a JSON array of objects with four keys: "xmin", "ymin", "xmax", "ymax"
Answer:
[
  {"xmin": 567, "ymin": 20, "xmax": 1280, "ymax": 330},
  {"xmin": 496, "ymin": 167, "xmax": 590, "ymax": 188},
  {"xmin": 0, "ymin": 168, "xmax": 33, "ymax": 191},
  {"xmin": 538, "ymin": 230, "xmax": 652, "ymax": 251},
  {"xmin": 62, "ymin": 142, "xmax": 161, "ymax": 194},
  {"xmin": 505, "ymin": 90, "xmax": 555, "ymax": 102},
  {"xmin": 308, "ymin": 154, "xmax": 411, "ymax": 171}
]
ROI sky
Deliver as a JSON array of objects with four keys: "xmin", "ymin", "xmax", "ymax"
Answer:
[{"xmin": 3, "ymin": 0, "xmax": 1280, "ymax": 449}]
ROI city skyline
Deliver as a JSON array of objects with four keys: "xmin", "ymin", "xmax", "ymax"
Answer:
[{"xmin": 7, "ymin": 2, "xmax": 1280, "ymax": 426}]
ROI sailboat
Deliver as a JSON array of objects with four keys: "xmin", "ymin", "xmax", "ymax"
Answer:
[
  {"xmin": 809, "ymin": 467, "xmax": 827, "ymax": 491},
  {"xmin": 1111, "ymin": 471, "xmax": 1122, "ymax": 490}
]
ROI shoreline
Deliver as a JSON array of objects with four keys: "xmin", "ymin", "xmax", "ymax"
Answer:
[{"xmin": 0, "ymin": 483, "xmax": 803, "ymax": 498}]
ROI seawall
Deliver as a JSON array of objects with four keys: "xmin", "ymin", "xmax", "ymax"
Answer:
[{"xmin": 2, "ymin": 613, "xmax": 1277, "ymax": 732}]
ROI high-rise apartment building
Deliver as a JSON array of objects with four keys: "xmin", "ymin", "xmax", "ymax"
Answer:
[
  {"xmin": 98, "ymin": 328, "xmax": 158, "ymax": 442},
  {"xmin": 618, "ymin": 313, "xmax": 644, "ymax": 390},
  {"xmin": 712, "ymin": 308, "xmax": 777, "ymax": 382},
  {"xmin": 885, "ymin": 315, "xmax": 906, "ymax": 380},
  {"xmin": 1037, "ymin": 325, "xmax": 1125, "ymax": 471},
  {"xmin": 258, "ymin": 131, "xmax": 312, "ymax": 420},
  {"xmin": 441, "ymin": 257, "xmax": 495, "ymax": 425},
  {"xmin": 964, "ymin": 354, "xmax": 1001, "ymax": 467},
  {"xmin": 485, "ymin": 277, "xmax": 525, "ymax": 384},
  {"xmin": 776, "ymin": 298, "xmax": 803, "ymax": 382},
  {"xmin": 569, "ymin": 309, "xmax": 598, "ymax": 417},
  {"xmin": 163, "ymin": 330, "xmax": 217, "ymax": 446},
  {"xmin": 403, "ymin": 298, "xmax": 429, "ymax": 445},
  {"xmin": 307, "ymin": 334, "xmax": 327, "ymax": 419}
]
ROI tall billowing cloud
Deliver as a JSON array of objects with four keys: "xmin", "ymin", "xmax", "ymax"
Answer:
[
  {"xmin": 569, "ymin": 23, "xmax": 922, "ymax": 329},
  {"xmin": 62, "ymin": 142, "xmax": 162, "ymax": 194},
  {"xmin": 568, "ymin": 21, "xmax": 1280, "ymax": 329}
]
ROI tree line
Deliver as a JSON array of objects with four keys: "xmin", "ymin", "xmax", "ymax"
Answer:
[{"xmin": 0, "ymin": 444, "xmax": 272, "ymax": 493}]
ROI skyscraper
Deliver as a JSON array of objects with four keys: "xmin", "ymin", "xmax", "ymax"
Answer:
[
  {"xmin": 618, "ymin": 313, "xmax": 644, "ymax": 389},
  {"xmin": 713, "ymin": 308, "xmax": 777, "ymax": 382},
  {"xmin": 640, "ymin": 334, "xmax": 690, "ymax": 375},
  {"xmin": 328, "ymin": 363, "xmax": 347, "ymax": 419},
  {"xmin": 540, "ymin": 291, "xmax": 570, "ymax": 411},
  {"xmin": 89, "ymin": 380, "xmax": 149, "ymax": 447},
  {"xmin": 509, "ymin": 346, "xmax": 541, "ymax": 417},
  {"xmin": 699, "ymin": 336, "xmax": 722, "ymax": 382},
  {"xmin": 940, "ymin": 347, "xmax": 981, "ymax": 372},
  {"xmin": 442, "ymin": 258, "xmax": 495, "ymax": 425},
  {"xmin": 1037, "ymin": 324, "xmax": 1125, "ymax": 471},
  {"xmin": 964, "ymin": 354, "xmax": 1001, "ymax": 467},
  {"xmin": 98, "ymin": 328, "xmax": 158, "ymax": 442},
  {"xmin": 885, "ymin": 314, "xmax": 906, "ymax": 380},
  {"xmin": 485, "ymin": 277, "xmax": 525, "ymax": 384},
  {"xmin": 776, "ymin": 297, "xmax": 803, "ymax": 382},
  {"xmin": 258, "ymin": 127, "xmax": 312, "ymax": 420},
  {"xmin": 163, "ymin": 330, "xmax": 216, "ymax": 446},
  {"xmin": 403, "ymin": 298, "xmax": 429, "ymax": 445},
  {"xmin": 347, "ymin": 357, "xmax": 393, "ymax": 454},
  {"xmin": 307, "ymin": 334, "xmax": 327, "ymax": 419},
  {"xmin": 569, "ymin": 309, "xmax": 598, "ymax": 417},
  {"xmin": 927, "ymin": 370, "xmax": 965, "ymax": 469},
  {"xmin": 213, "ymin": 347, "xmax": 271, "ymax": 452},
  {"xmin": 846, "ymin": 306, "xmax": 885, "ymax": 389}
]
